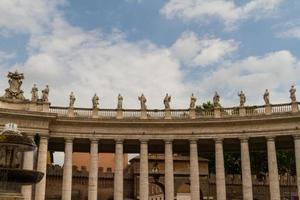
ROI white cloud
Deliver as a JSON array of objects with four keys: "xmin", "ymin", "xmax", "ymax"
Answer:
[
  {"xmin": 278, "ymin": 27, "xmax": 300, "ymax": 39},
  {"xmin": 171, "ymin": 31, "xmax": 238, "ymax": 67},
  {"xmin": 0, "ymin": 0, "xmax": 65, "ymax": 34},
  {"xmin": 161, "ymin": 0, "xmax": 283, "ymax": 29}
]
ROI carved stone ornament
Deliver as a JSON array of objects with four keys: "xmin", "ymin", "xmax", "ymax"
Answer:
[{"xmin": 2, "ymin": 71, "xmax": 26, "ymax": 100}]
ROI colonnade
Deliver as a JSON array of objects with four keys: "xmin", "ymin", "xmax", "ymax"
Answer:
[{"xmin": 22, "ymin": 135, "xmax": 300, "ymax": 200}]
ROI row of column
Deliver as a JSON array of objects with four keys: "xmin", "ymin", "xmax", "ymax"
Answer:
[{"xmin": 23, "ymin": 136, "xmax": 300, "ymax": 200}]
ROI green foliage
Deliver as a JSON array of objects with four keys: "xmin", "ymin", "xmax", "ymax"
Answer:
[{"xmin": 196, "ymin": 101, "xmax": 214, "ymax": 114}]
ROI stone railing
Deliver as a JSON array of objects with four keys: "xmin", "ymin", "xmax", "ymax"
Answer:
[{"xmin": 48, "ymin": 102, "xmax": 300, "ymax": 120}]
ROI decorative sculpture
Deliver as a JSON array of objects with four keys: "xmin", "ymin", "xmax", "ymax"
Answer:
[
  {"xmin": 31, "ymin": 84, "xmax": 39, "ymax": 102},
  {"xmin": 41, "ymin": 85, "xmax": 49, "ymax": 103},
  {"xmin": 213, "ymin": 91, "xmax": 220, "ymax": 108},
  {"xmin": 190, "ymin": 93, "xmax": 197, "ymax": 109},
  {"xmin": 2, "ymin": 71, "xmax": 25, "ymax": 100},
  {"xmin": 263, "ymin": 89, "xmax": 270, "ymax": 105},
  {"xmin": 238, "ymin": 91, "xmax": 246, "ymax": 107},
  {"xmin": 69, "ymin": 92, "xmax": 76, "ymax": 108},
  {"xmin": 290, "ymin": 85, "xmax": 297, "ymax": 103},
  {"xmin": 117, "ymin": 94, "xmax": 123, "ymax": 110},
  {"xmin": 138, "ymin": 94, "xmax": 147, "ymax": 110},
  {"xmin": 92, "ymin": 94, "xmax": 99, "ymax": 109},
  {"xmin": 164, "ymin": 93, "xmax": 171, "ymax": 109}
]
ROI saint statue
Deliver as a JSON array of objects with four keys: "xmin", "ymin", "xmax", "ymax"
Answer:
[
  {"xmin": 263, "ymin": 89, "xmax": 270, "ymax": 105},
  {"xmin": 213, "ymin": 91, "xmax": 220, "ymax": 107},
  {"xmin": 238, "ymin": 91, "xmax": 246, "ymax": 107},
  {"xmin": 42, "ymin": 85, "xmax": 49, "ymax": 103},
  {"xmin": 69, "ymin": 92, "xmax": 76, "ymax": 108},
  {"xmin": 117, "ymin": 94, "xmax": 123, "ymax": 110},
  {"xmin": 31, "ymin": 84, "xmax": 39, "ymax": 102},
  {"xmin": 290, "ymin": 85, "xmax": 297, "ymax": 103},
  {"xmin": 92, "ymin": 94, "xmax": 99, "ymax": 109},
  {"xmin": 138, "ymin": 94, "xmax": 147, "ymax": 110},
  {"xmin": 2, "ymin": 71, "xmax": 25, "ymax": 100},
  {"xmin": 190, "ymin": 93, "xmax": 197, "ymax": 109},
  {"xmin": 164, "ymin": 93, "xmax": 171, "ymax": 109}
]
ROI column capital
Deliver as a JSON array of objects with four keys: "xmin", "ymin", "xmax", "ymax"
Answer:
[
  {"xmin": 239, "ymin": 137, "xmax": 249, "ymax": 143},
  {"xmin": 90, "ymin": 138, "xmax": 99, "ymax": 143},
  {"xmin": 294, "ymin": 135, "xmax": 300, "ymax": 140},
  {"xmin": 189, "ymin": 139, "xmax": 198, "ymax": 144},
  {"xmin": 266, "ymin": 136, "xmax": 276, "ymax": 142},
  {"xmin": 139, "ymin": 139, "xmax": 148, "ymax": 144},
  {"xmin": 164, "ymin": 139, "xmax": 173, "ymax": 144},
  {"xmin": 214, "ymin": 138, "xmax": 223, "ymax": 143},
  {"xmin": 64, "ymin": 137, "xmax": 73, "ymax": 143},
  {"xmin": 40, "ymin": 136, "xmax": 49, "ymax": 140},
  {"xmin": 115, "ymin": 139, "xmax": 124, "ymax": 144}
]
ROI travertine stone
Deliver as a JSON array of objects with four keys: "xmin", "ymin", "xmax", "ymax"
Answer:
[
  {"xmin": 165, "ymin": 140, "xmax": 174, "ymax": 200},
  {"xmin": 294, "ymin": 135, "xmax": 300, "ymax": 198},
  {"xmin": 21, "ymin": 141, "xmax": 34, "ymax": 200},
  {"xmin": 215, "ymin": 139, "xmax": 226, "ymax": 200},
  {"xmin": 292, "ymin": 102, "xmax": 299, "ymax": 112},
  {"xmin": 62, "ymin": 138, "xmax": 73, "ymax": 200},
  {"xmin": 214, "ymin": 107, "xmax": 221, "ymax": 118},
  {"xmin": 139, "ymin": 140, "xmax": 149, "ymax": 200},
  {"xmin": 240, "ymin": 138, "xmax": 253, "ymax": 200},
  {"xmin": 190, "ymin": 139, "xmax": 200, "ymax": 200},
  {"xmin": 239, "ymin": 107, "xmax": 246, "ymax": 117},
  {"xmin": 164, "ymin": 108, "xmax": 171, "ymax": 120},
  {"xmin": 35, "ymin": 137, "xmax": 48, "ymax": 200},
  {"xmin": 92, "ymin": 109, "xmax": 98, "ymax": 118},
  {"xmin": 114, "ymin": 140, "xmax": 123, "ymax": 200},
  {"xmin": 267, "ymin": 137, "xmax": 280, "ymax": 200},
  {"xmin": 67, "ymin": 108, "xmax": 75, "ymax": 117},
  {"xmin": 88, "ymin": 139, "xmax": 99, "ymax": 200},
  {"xmin": 189, "ymin": 108, "xmax": 196, "ymax": 119},
  {"xmin": 265, "ymin": 104, "xmax": 272, "ymax": 115}
]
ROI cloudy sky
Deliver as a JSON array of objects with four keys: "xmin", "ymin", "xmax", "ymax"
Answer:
[{"xmin": 0, "ymin": 0, "xmax": 300, "ymax": 109}]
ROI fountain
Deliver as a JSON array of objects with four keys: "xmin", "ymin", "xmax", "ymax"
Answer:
[{"xmin": 0, "ymin": 123, "xmax": 44, "ymax": 200}]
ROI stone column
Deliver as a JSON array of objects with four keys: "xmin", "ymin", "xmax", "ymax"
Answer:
[
  {"xmin": 294, "ymin": 135, "xmax": 300, "ymax": 198},
  {"xmin": 114, "ymin": 139, "xmax": 124, "ymax": 200},
  {"xmin": 61, "ymin": 138, "xmax": 73, "ymax": 200},
  {"xmin": 22, "ymin": 136, "xmax": 34, "ymax": 200},
  {"xmin": 139, "ymin": 140, "xmax": 149, "ymax": 200},
  {"xmin": 165, "ymin": 140, "xmax": 174, "ymax": 200},
  {"xmin": 266, "ymin": 137, "xmax": 280, "ymax": 200},
  {"xmin": 240, "ymin": 138, "xmax": 253, "ymax": 200},
  {"xmin": 88, "ymin": 139, "xmax": 99, "ymax": 200},
  {"xmin": 215, "ymin": 138, "xmax": 226, "ymax": 200},
  {"xmin": 35, "ymin": 136, "xmax": 48, "ymax": 200},
  {"xmin": 190, "ymin": 139, "xmax": 200, "ymax": 200}
]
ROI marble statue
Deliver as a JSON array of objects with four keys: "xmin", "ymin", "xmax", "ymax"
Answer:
[
  {"xmin": 138, "ymin": 94, "xmax": 147, "ymax": 110},
  {"xmin": 263, "ymin": 89, "xmax": 270, "ymax": 105},
  {"xmin": 117, "ymin": 94, "xmax": 123, "ymax": 110},
  {"xmin": 164, "ymin": 93, "xmax": 171, "ymax": 109},
  {"xmin": 2, "ymin": 71, "xmax": 25, "ymax": 100},
  {"xmin": 290, "ymin": 85, "xmax": 297, "ymax": 103},
  {"xmin": 69, "ymin": 92, "xmax": 76, "ymax": 108},
  {"xmin": 238, "ymin": 91, "xmax": 246, "ymax": 107},
  {"xmin": 92, "ymin": 94, "xmax": 99, "ymax": 109},
  {"xmin": 190, "ymin": 93, "xmax": 197, "ymax": 109},
  {"xmin": 42, "ymin": 85, "xmax": 49, "ymax": 103},
  {"xmin": 213, "ymin": 91, "xmax": 220, "ymax": 107},
  {"xmin": 31, "ymin": 84, "xmax": 39, "ymax": 102}
]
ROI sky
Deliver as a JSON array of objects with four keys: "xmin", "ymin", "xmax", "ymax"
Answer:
[
  {"xmin": 1, "ymin": 0, "xmax": 300, "ymax": 165},
  {"xmin": 1, "ymin": 0, "xmax": 300, "ymax": 109}
]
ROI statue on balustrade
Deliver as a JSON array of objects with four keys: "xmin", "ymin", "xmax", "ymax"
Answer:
[
  {"xmin": 92, "ymin": 94, "xmax": 99, "ymax": 109},
  {"xmin": 238, "ymin": 91, "xmax": 246, "ymax": 107},
  {"xmin": 290, "ymin": 85, "xmax": 297, "ymax": 103},
  {"xmin": 164, "ymin": 93, "xmax": 171, "ymax": 109},
  {"xmin": 138, "ymin": 93, "xmax": 147, "ymax": 110},
  {"xmin": 42, "ymin": 85, "xmax": 49, "ymax": 103},
  {"xmin": 213, "ymin": 91, "xmax": 220, "ymax": 108},
  {"xmin": 31, "ymin": 84, "xmax": 39, "ymax": 102},
  {"xmin": 2, "ymin": 71, "xmax": 25, "ymax": 100},
  {"xmin": 190, "ymin": 93, "xmax": 197, "ymax": 109},
  {"xmin": 69, "ymin": 92, "xmax": 76, "ymax": 108},
  {"xmin": 263, "ymin": 89, "xmax": 270, "ymax": 105},
  {"xmin": 117, "ymin": 94, "xmax": 123, "ymax": 110}
]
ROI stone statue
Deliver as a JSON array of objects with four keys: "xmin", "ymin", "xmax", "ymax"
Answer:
[
  {"xmin": 238, "ymin": 91, "xmax": 246, "ymax": 107},
  {"xmin": 92, "ymin": 94, "xmax": 99, "ymax": 109},
  {"xmin": 213, "ymin": 91, "xmax": 220, "ymax": 107},
  {"xmin": 41, "ymin": 85, "xmax": 49, "ymax": 103},
  {"xmin": 263, "ymin": 89, "xmax": 270, "ymax": 105},
  {"xmin": 31, "ymin": 84, "xmax": 39, "ymax": 102},
  {"xmin": 69, "ymin": 92, "xmax": 76, "ymax": 108},
  {"xmin": 190, "ymin": 93, "xmax": 197, "ymax": 109},
  {"xmin": 164, "ymin": 93, "xmax": 171, "ymax": 109},
  {"xmin": 117, "ymin": 94, "xmax": 123, "ymax": 110},
  {"xmin": 290, "ymin": 85, "xmax": 297, "ymax": 103},
  {"xmin": 138, "ymin": 94, "xmax": 147, "ymax": 110},
  {"xmin": 2, "ymin": 71, "xmax": 25, "ymax": 100}
]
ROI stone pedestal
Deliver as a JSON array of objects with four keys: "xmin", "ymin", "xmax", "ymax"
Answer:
[
  {"xmin": 67, "ymin": 108, "xmax": 75, "ymax": 117},
  {"xmin": 164, "ymin": 108, "xmax": 171, "ymax": 119},
  {"xmin": 116, "ymin": 109, "xmax": 123, "ymax": 119},
  {"xmin": 189, "ymin": 109, "xmax": 196, "ymax": 119},
  {"xmin": 265, "ymin": 104, "xmax": 272, "ymax": 115},
  {"xmin": 239, "ymin": 107, "xmax": 246, "ymax": 116},
  {"xmin": 92, "ymin": 109, "xmax": 98, "ymax": 118},
  {"xmin": 214, "ymin": 107, "xmax": 221, "ymax": 118},
  {"xmin": 292, "ymin": 102, "xmax": 299, "ymax": 112},
  {"xmin": 140, "ymin": 110, "xmax": 147, "ymax": 119}
]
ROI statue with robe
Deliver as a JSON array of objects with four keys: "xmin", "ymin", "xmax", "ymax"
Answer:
[
  {"xmin": 42, "ymin": 85, "xmax": 49, "ymax": 103},
  {"xmin": 290, "ymin": 85, "xmax": 297, "ymax": 103},
  {"xmin": 117, "ymin": 94, "xmax": 123, "ymax": 110},
  {"xmin": 138, "ymin": 94, "xmax": 147, "ymax": 110},
  {"xmin": 31, "ymin": 84, "xmax": 39, "ymax": 102},
  {"xmin": 69, "ymin": 92, "xmax": 76, "ymax": 108},
  {"xmin": 190, "ymin": 93, "xmax": 197, "ymax": 109},
  {"xmin": 164, "ymin": 93, "xmax": 171, "ymax": 109},
  {"xmin": 238, "ymin": 91, "xmax": 246, "ymax": 107},
  {"xmin": 92, "ymin": 94, "xmax": 99, "ymax": 109}
]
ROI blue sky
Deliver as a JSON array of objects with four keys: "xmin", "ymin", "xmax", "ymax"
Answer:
[{"xmin": 1, "ymin": 0, "xmax": 300, "ymax": 109}]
